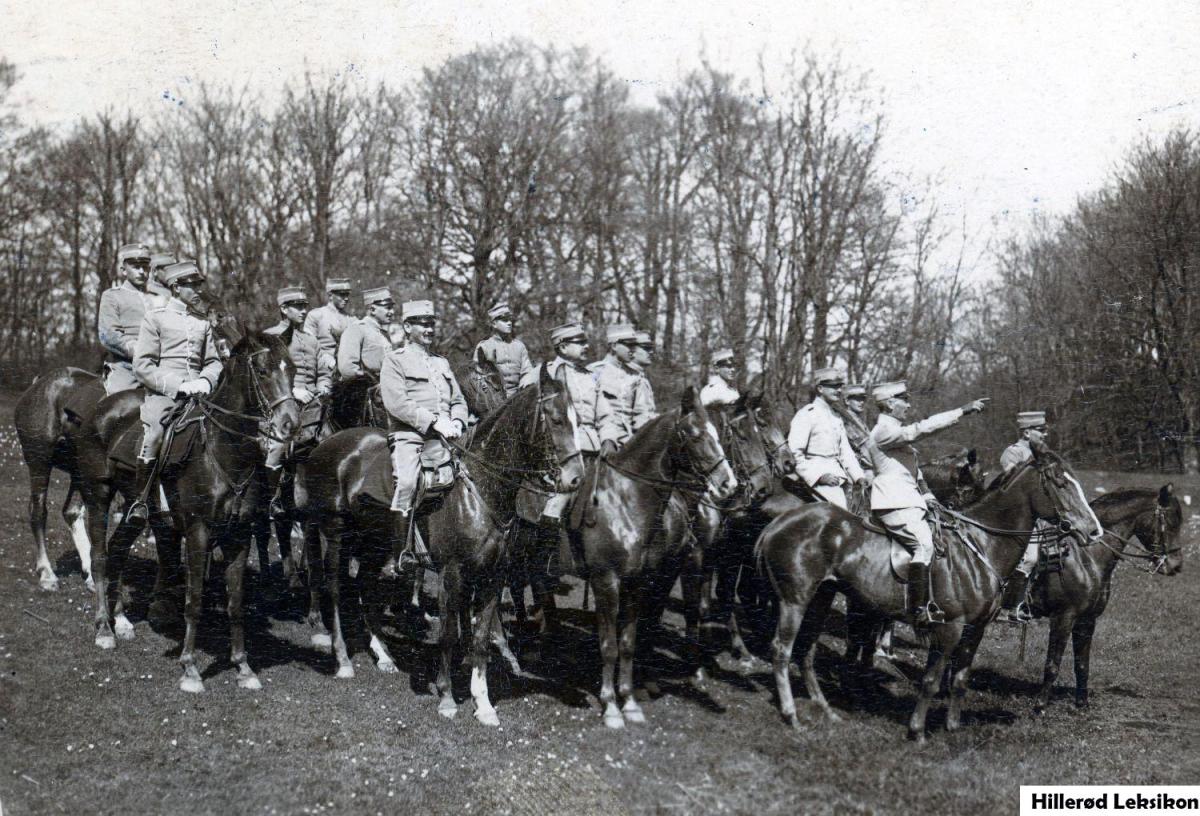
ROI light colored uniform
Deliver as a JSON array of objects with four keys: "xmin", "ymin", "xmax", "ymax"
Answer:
[
  {"xmin": 700, "ymin": 373, "xmax": 739, "ymax": 408},
  {"xmin": 868, "ymin": 409, "xmax": 964, "ymax": 564},
  {"xmin": 1001, "ymin": 439, "xmax": 1046, "ymax": 573},
  {"xmin": 788, "ymin": 396, "xmax": 865, "ymax": 509},
  {"xmin": 592, "ymin": 356, "xmax": 655, "ymax": 444},
  {"xmin": 304, "ymin": 303, "xmax": 355, "ymax": 377},
  {"xmin": 380, "ymin": 344, "xmax": 469, "ymax": 514},
  {"xmin": 98, "ymin": 281, "xmax": 148, "ymax": 394},
  {"xmin": 475, "ymin": 334, "xmax": 533, "ymax": 397},
  {"xmin": 521, "ymin": 358, "xmax": 622, "ymax": 453},
  {"xmin": 264, "ymin": 321, "xmax": 331, "ymax": 454},
  {"xmin": 337, "ymin": 315, "xmax": 393, "ymax": 381},
  {"xmin": 842, "ymin": 411, "xmax": 875, "ymax": 478},
  {"xmin": 132, "ymin": 300, "xmax": 223, "ymax": 460}
]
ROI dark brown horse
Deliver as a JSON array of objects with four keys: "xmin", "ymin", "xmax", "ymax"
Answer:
[
  {"xmin": 1030, "ymin": 485, "xmax": 1184, "ymax": 713},
  {"xmin": 74, "ymin": 327, "xmax": 297, "ymax": 694},
  {"xmin": 295, "ymin": 364, "xmax": 582, "ymax": 725},
  {"xmin": 756, "ymin": 439, "xmax": 1103, "ymax": 741},
  {"xmin": 567, "ymin": 388, "xmax": 737, "ymax": 728},
  {"xmin": 459, "ymin": 347, "xmax": 507, "ymax": 420},
  {"xmin": 13, "ymin": 367, "xmax": 105, "ymax": 590}
]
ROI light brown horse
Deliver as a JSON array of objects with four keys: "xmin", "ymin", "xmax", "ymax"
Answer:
[
  {"xmin": 1030, "ymin": 485, "xmax": 1184, "ymax": 713},
  {"xmin": 756, "ymin": 439, "xmax": 1103, "ymax": 741}
]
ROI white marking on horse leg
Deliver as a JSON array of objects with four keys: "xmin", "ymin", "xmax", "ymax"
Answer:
[
  {"xmin": 68, "ymin": 507, "xmax": 93, "ymax": 587},
  {"xmin": 237, "ymin": 662, "xmax": 262, "ymax": 690},
  {"xmin": 369, "ymin": 634, "xmax": 398, "ymax": 673},
  {"xmin": 114, "ymin": 613, "xmax": 135, "ymax": 640},
  {"xmin": 471, "ymin": 665, "xmax": 499, "ymax": 726},
  {"xmin": 622, "ymin": 696, "xmax": 646, "ymax": 724},
  {"xmin": 180, "ymin": 665, "xmax": 205, "ymax": 693}
]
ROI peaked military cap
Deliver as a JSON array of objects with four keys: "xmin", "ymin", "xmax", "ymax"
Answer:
[
  {"xmin": 844, "ymin": 383, "xmax": 867, "ymax": 398},
  {"xmin": 1017, "ymin": 411, "xmax": 1047, "ymax": 430},
  {"xmin": 550, "ymin": 322, "xmax": 587, "ymax": 344},
  {"xmin": 362, "ymin": 287, "xmax": 394, "ymax": 306},
  {"xmin": 712, "ymin": 349, "xmax": 735, "ymax": 365},
  {"xmin": 117, "ymin": 243, "xmax": 151, "ymax": 264},
  {"xmin": 635, "ymin": 331, "xmax": 654, "ymax": 348},
  {"xmin": 606, "ymin": 323, "xmax": 637, "ymax": 344},
  {"xmin": 149, "ymin": 252, "xmax": 177, "ymax": 271},
  {"xmin": 402, "ymin": 299, "xmax": 436, "ymax": 321},
  {"xmin": 277, "ymin": 286, "xmax": 308, "ymax": 306},
  {"xmin": 325, "ymin": 278, "xmax": 353, "ymax": 293},
  {"xmin": 813, "ymin": 367, "xmax": 846, "ymax": 387},
  {"xmin": 161, "ymin": 260, "xmax": 204, "ymax": 286},
  {"xmin": 488, "ymin": 302, "xmax": 512, "ymax": 320},
  {"xmin": 872, "ymin": 381, "xmax": 907, "ymax": 402}
]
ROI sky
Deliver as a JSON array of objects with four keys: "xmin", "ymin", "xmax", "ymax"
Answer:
[{"xmin": 5, "ymin": 0, "xmax": 1199, "ymax": 278}]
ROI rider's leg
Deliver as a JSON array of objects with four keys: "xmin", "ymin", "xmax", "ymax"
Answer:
[
  {"xmin": 128, "ymin": 396, "xmax": 170, "ymax": 524},
  {"xmin": 881, "ymin": 508, "xmax": 940, "ymax": 625},
  {"xmin": 265, "ymin": 439, "xmax": 287, "ymax": 518},
  {"xmin": 383, "ymin": 432, "xmax": 422, "ymax": 577},
  {"xmin": 1000, "ymin": 536, "xmax": 1039, "ymax": 623}
]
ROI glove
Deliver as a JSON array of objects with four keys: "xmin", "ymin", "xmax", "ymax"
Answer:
[
  {"xmin": 432, "ymin": 416, "xmax": 458, "ymax": 439},
  {"xmin": 855, "ymin": 477, "xmax": 871, "ymax": 491},
  {"xmin": 600, "ymin": 439, "xmax": 618, "ymax": 459},
  {"xmin": 961, "ymin": 399, "xmax": 988, "ymax": 415},
  {"xmin": 816, "ymin": 473, "xmax": 843, "ymax": 487},
  {"xmin": 177, "ymin": 379, "xmax": 211, "ymax": 397},
  {"xmin": 317, "ymin": 384, "xmax": 332, "ymax": 397},
  {"xmin": 292, "ymin": 386, "xmax": 314, "ymax": 404}
]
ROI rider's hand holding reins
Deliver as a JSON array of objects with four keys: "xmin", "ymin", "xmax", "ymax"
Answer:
[
  {"xmin": 292, "ymin": 386, "xmax": 314, "ymax": 404},
  {"xmin": 433, "ymin": 415, "xmax": 461, "ymax": 440},
  {"xmin": 600, "ymin": 439, "xmax": 618, "ymax": 459},
  {"xmin": 178, "ymin": 379, "xmax": 211, "ymax": 397}
]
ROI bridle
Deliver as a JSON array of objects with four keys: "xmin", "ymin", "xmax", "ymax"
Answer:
[
  {"xmin": 718, "ymin": 409, "xmax": 772, "ymax": 511},
  {"xmin": 1098, "ymin": 500, "xmax": 1182, "ymax": 575},
  {"xmin": 197, "ymin": 345, "xmax": 296, "ymax": 445},
  {"xmin": 603, "ymin": 412, "xmax": 731, "ymax": 503}
]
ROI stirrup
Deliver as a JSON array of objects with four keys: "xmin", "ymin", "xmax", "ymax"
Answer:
[
  {"xmin": 127, "ymin": 499, "xmax": 150, "ymax": 524},
  {"xmin": 999, "ymin": 602, "xmax": 1032, "ymax": 625},
  {"xmin": 913, "ymin": 602, "xmax": 945, "ymax": 627}
]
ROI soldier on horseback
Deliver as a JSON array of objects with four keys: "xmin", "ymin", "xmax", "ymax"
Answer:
[
  {"xmin": 841, "ymin": 383, "xmax": 875, "ymax": 479},
  {"xmin": 264, "ymin": 286, "xmax": 333, "ymax": 516},
  {"xmin": 127, "ymin": 261, "xmax": 224, "ymax": 524},
  {"xmin": 700, "ymin": 349, "xmax": 740, "ymax": 408},
  {"xmin": 380, "ymin": 300, "xmax": 468, "ymax": 571},
  {"xmin": 337, "ymin": 286, "xmax": 394, "ymax": 381},
  {"xmin": 98, "ymin": 243, "xmax": 153, "ymax": 395},
  {"xmin": 473, "ymin": 301, "xmax": 533, "ymax": 398},
  {"xmin": 591, "ymin": 324, "xmax": 654, "ymax": 445},
  {"xmin": 146, "ymin": 253, "xmax": 176, "ymax": 309},
  {"xmin": 787, "ymin": 367, "xmax": 867, "ymax": 509},
  {"xmin": 867, "ymin": 381, "xmax": 986, "ymax": 625},
  {"xmin": 997, "ymin": 410, "xmax": 1050, "ymax": 623},
  {"xmin": 628, "ymin": 331, "xmax": 657, "ymax": 423},
  {"xmin": 305, "ymin": 278, "xmax": 355, "ymax": 380}
]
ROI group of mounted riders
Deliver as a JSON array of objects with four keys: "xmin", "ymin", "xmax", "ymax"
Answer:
[{"xmin": 19, "ymin": 240, "xmax": 1184, "ymax": 737}]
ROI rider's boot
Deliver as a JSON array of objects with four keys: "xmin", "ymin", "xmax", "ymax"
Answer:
[
  {"xmin": 381, "ymin": 511, "xmax": 410, "ymax": 580},
  {"xmin": 907, "ymin": 562, "xmax": 944, "ymax": 627},
  {"xmin": 266, "ymin": 466, "xmax": 286, "ymax": 519},
  {"xmin": 998, "ymin": 570, "xmax": 1033, "ymax": 624},
  {"xmin": 126, "ymin": 459, "xmax": 157, "ymax": 526}
]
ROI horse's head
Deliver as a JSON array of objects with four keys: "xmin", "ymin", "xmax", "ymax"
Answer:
[
  {"xmin": 925, "ymin": 447, "xmax": 986, "ymax": 509},
  {"xmin": 748, "ymin": 393, "xmax": 796, "ymax": 478},
  {"xmin": 717, "ymin": 392, "xmax": 773, "ymax": 508},
  {"xmin": 673, "ymin": 385, "xmax": 737, "ymax": 502},
  {"xmin": 530, "ymin": 363, "xmax": 584, "ymax": 493},
  {"xmin": 1026, "ymin": 438, "xmax": 1104, "ymax": 545},
  {"xmin": 1138, "ymin": 483, "xmax": 1185, "ymax": 576},
  {"xmin": 462, "ymin": 347, "xmax": 506, "ymax": 419},
  {"xmin": 229, "ymin": 329, "xmax": 298, "ymax": 450}
]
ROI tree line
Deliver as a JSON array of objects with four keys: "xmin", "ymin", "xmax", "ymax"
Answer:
[{"xmin": 1, "ymin": 43, "xmax": 1196, "ymax": 472}]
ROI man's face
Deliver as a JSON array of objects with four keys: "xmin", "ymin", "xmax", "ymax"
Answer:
[
  {"xmin": 405, "ymin": 317, "xmax": 436, "ymax": 347},
  {"xmin": 369, "ymin": 300, "xmax": 395, "ymax": 324},
  {"xmin": 173, "ymin": 276, "xmax": 206, "ymax": 310},
  {"xmin": 558, "ymin": 337, "xmax": 588, "ymax": 364},
  {"xmin": 888, "ymin": 394, "xmax": 911, "ymax": 421},
  {"xmin": 818, "ymin": 382, "xmax": 844, "ymax": 404},
  {"xmin": 1024, "ymin": 427, "xmax": 1047, "ymax": 445},
  {"xmin": 612, "ymin": 340, "xmax": 634, "ymax": 364},
  {"xmin": 715, "ymin": 360, "xmax": 737, "ymax": 381},
  {"xmin": 282, "ymin": 300, "xmax": 309, "ymax": 328},
  {"xmin": 330, "ymin": 291, "xmax": 351, "ymax": 310},
  {"xmin": 846, "ymin": 394, "xmax": 866, "ymax": 415},
  {"xmin": 493, "ymin": 316, "xmax": 514, "ymax": 336},
  {"xmin": 633, "ymin": 345, "xmax": 652, "ymax": 367},
  {"xmin": 123, "ymin": 259, "xmax": 149, "ymax": 288}
]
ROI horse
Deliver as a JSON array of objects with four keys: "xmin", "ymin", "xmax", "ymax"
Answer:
[
  {"xmin": 74, "ymin": 326, "xmax": 297, "ymax": 694},
  {"xmin": 755, "ymin": 438, "xmax": 1103, "ymax": 741},
  {"xmin": 1029, "ymin": 484, "xmax": 1184, "ymax": 713},
  {"xmin": 458, "ymin": 347, "xmax": 507, "ymax": 420},
  {"xmin": 13, "ymin": 367, "xmax": 105, "ymax": 590},
  {"xmin": 295, "ymin": 363, "xmax": 583, "ymax": 725},
  {"xmin": 559, "ymin": 387, "xmax": 737, "ymax": 728}
]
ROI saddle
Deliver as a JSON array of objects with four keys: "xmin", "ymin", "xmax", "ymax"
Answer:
[
  {"xmin": 107, "ymin": 403, "xmax": 202, "ymax": 473},
  {"xmin": 858, "ymin": 507, "xmax": 957, "ymax": 583},
  {"xmin": 362, "ymin": 436, "xmax": 460, "ymax": 514}
]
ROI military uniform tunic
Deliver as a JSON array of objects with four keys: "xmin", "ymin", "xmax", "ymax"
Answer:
[
  {"xmin": 265, "ymin": 320, "xmax": 332, "ymax": 447},
  {"xmin": 474, "ymin": 334, "xmax": 533, "ymax": 397},
  {"xmin": 700, "ymin": 373, "xmax": 739, "ymax": 408},
  {"xmin": 337, "ymin": 315, "xmax": 393, "ymax": 381},
  {"xmin": 98, "ymin": 281, "xmax": 148, "ymax": 394},
  {"xmin": 132, "ymin": 299, "xmax": 223, "ymax": 460},
  {"xmin": 521, "ymin": 358, "xmax": 621, "ymax": 454},
  {"xmin": 304, "ymin": 303, "xmax": 355, "ymax": 376},
  {"xmin": 1000, "ymin": 438, "xmax": 1045, "ymax": 573},
  {"xmin": 787, "ymin": 396, "xmax": 865, "ymax": 508},
  {"xmin": 591, "ymin": 355, "xmax": 654, "ymax": 445},
  {"xmin": 380, "ymin": 344, "xmax": 469, "ymax": 514},
  {"xmin": 842, "ymin": 411, "xmax": 875, "ymax": 477}
]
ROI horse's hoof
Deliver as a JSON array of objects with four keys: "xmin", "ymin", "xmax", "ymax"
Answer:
[
  {"xmin": 114, "ymin": 617, "xmax": 135, "ymax": 640},
  {"xmin": 604, "ymin": 712, "xmax": 626, "ymax": 730},
  {"xmin": 784, "ymin": 713, "xmax": 801, "ymax": 730},
  {"xmin": 180, "ymin": 676, "xmax": 205, "ymax": 694},
  {"xmin": 474, "ymin": 707, "xmax": 500, "ymax": 727},
  {"xmin": 908, "ymin": 731, "xmax": 927, "ymax": 745},
  {"xmin": 824, "ymin": 709, "xmax": 842, "ymax": 724},
  {"xmin": 376, "ymin": 660, "xmax": 398, "ymax": 675},
  {"xmin": 336, "ymin": 664, "xmax": 355, "ymax": 680},
  {"xmin": 84, "ymin": 577, "xmax": 95, "ymax": 592},
  {"xmin": 238, "ymin": 675, "xmax": 263, "ymax": 691},
  {"xmin": 691, "ymin": 668, "xmax": 709, "ymax": 687},
  {"xmin": 311, "ymin": 633, "xmax": 332, "ymax": 651},
  {"xmin": 39, "ymin": 575, "xmax": 59, "ymax": 591},
  {"xmin": 622, "ymin": 706, "xmax": 646, "ymax": 725},
  {"xmin": 95, "ymin": 633, "xmax": 116, "ymax": 650},
  {"xmin": 438, "ymin": 699, "xmax": 458, "ymax": 720}
]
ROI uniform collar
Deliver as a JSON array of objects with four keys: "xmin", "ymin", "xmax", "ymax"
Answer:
[
  {"xmin": 166, "ymin": 298, "xmax": 187, "ymax": 314},
  {"xmin": 554, "ymin": 355, "xmax": 587, "ymax": 372},
  {"xmin": 604, "ymin": 352, "xmax": 635, "ymax": 374},
  {"xmin": 270, "ymin": 319, "xmax": 292, "ymax": 334},
  {"xmin": 120, "ymin": 280, "xmax": 144, "ymax": 295},
  {"xmin": 813, "ymin": 394, "xmax": 834, "ymax": 412},
  {"xmin": 405, "ymin": 342, "xmax": 430, "ymax": 358},
  {"xmin": 363, "ymin": 315, "xmax": 383, "ymax": 331}
]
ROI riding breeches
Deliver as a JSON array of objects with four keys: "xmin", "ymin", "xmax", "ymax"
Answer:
[
  {"xmin": 104, "ymin": 361, "xmax": 139, "ymax": 395},
  {"xmin": 139, "ymin": 393, "xmax": 176, "ymax": 461},
  {"xmin": 1017, "ymin": 521, "xmax": 1051, "ymax": 574},
  {"xmin": 813, "ymin": 483, "xmax": 848, "ymax": 509},
  {"xmin": 877, "ymin": 507, "xmax": 935, "ymax": 565},
  {"xmin": 389, "ymin": 431, "xmax": 423, "ymax": 515}
]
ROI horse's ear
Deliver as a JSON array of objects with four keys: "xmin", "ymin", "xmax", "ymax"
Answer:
[
  {"xmin": 1029, "ymin": 437, "xmax": 1049, "ymax": 459},
  {"xmin": 733, "ymin": 391, "xmax": 747, "ymax": 413},
  {"xmin": 279, "ymin": 324, "xmax": 295, "ymax": 350},
  {"xmin": 215, "ymin": 314, "xmax": 245, "ymax": 349},
  {"xmin": 967, "ymin": 448, "xmax": 977, "ymax": 466},
  {"xmin": 539, "ymin": 361, "xmax": 554, "ymax": 389},
  {"xmin": 475, "ymin": 346, "xmax": 487, "ymax": 368},
  {"xmin": 748, "ymin": 391, "xmax": 764, "ymax": 410},
  {"xmin": 1159, "ymin": 483, "xmax": 1174, "ymax": 506},
  {"xmin": 681, "ymin": 385, "xmax": 697, "ymax": 415}
]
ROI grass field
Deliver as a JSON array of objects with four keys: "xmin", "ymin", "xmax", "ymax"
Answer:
[{"xmin": 1, "ymin": 403, "xmax": 1198, "ymax": 815}]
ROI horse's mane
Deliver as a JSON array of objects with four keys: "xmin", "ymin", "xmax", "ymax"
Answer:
[
  {"xmin": 1092, "ymin": 487, "xmax": 1183, "ymax": 527},
  {"xmin": 461, "ymin": 381, "xmax": 541, "ymax": 451},
  {"xmin": 613, "ymin": 409, "xmax": 683, "ymax": 470}
]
